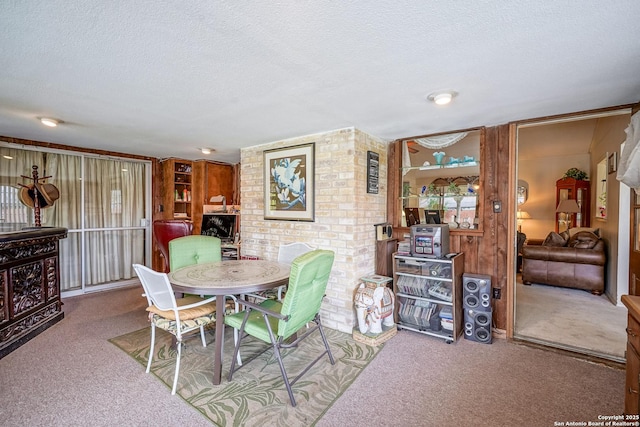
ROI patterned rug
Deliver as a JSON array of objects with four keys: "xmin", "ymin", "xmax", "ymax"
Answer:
[{"xmin": 109, "ymin": 325, "xmax": 382, "ymax": 426}]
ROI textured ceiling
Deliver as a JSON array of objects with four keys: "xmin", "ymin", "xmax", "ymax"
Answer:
[{"xmin": 1, "ymin": 1, "xmax": 639, "ymax": 164}]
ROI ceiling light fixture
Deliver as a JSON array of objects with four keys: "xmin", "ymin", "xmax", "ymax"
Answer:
[
  {"xmin": 200, "ymin": 148, "xmax": 212, "ymax": 155},
  {"xmin": 427, "ymin": 91, "xmax": 458, "ymax": 106},
  {"xmin": 39, "ymin": 117, "xmax": 60, "ymax": 127}
]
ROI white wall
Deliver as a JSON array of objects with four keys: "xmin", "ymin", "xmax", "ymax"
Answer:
[{"xmin": 590, "ymin": 114, "xmax": 630, "ymax": 303}]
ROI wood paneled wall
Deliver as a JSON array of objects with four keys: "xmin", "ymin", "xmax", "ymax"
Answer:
[
  {"xmin": 388, "ymin": 124, "xmax": 513, "ymax": 330},
  {"xmin": 151, "ymin": 159, "xmax": 238, "ymax": 271}
]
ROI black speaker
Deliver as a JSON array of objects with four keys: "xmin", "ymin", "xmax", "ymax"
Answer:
[
  {"xmin": 464, "ymin": 308, "xmax": 492, "ymax": 344},
  {"xmin": 462, "ymin": 273, "xmax": 492, "ymax": 311}
]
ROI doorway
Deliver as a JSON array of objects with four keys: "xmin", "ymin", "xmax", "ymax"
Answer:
[{"xmin": 513, "ymin": 109, "xmax": 630, "ymax": 362}]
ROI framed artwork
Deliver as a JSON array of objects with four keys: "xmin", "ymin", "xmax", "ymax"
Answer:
[
  {"xmin": 404, "ymin": 207, "xmax": 420, "ymax": 226},
  {"xmin": 264, "ymin": 143, "xmax": 315, "ymax": 221},
  {"xmin": 608, "ymin": 151, "xmax": 617, "ymax": 174}
]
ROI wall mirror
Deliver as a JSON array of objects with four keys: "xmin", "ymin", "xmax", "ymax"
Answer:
[
  {"xmin": 517, "ymin": 180, "xmax": 528, "ymax": 205},
  {"xmin": 398, "ymin": 129, "xmax": 482, "ymax": 231}
]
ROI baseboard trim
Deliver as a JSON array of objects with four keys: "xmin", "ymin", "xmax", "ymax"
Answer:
[
  {"xmin": 511, "ymin": 336, "xmax": 625, "ymax": 370},
  {"xmin": 492, "ymin": 328, "xmax": 506, "ymax": 339}
]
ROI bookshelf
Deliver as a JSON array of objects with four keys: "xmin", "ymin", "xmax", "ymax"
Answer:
[
  {"xmin": 161, "ymin": 159, "xmax": 193, "ymax": 221},
  {"xmin": 392, "ymin": 253, "xmax": 464, "ymax": 343}
]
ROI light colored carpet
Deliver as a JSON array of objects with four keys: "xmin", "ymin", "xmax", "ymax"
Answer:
[
  {"xmin": 514, "ymin": 278, "xmax": 627, "ymax": 361},
  {"xmin": 110, "ymin": 324, "xmax": 381, "ymax": 426},
  {"xmin": 0, "ymin": 285, "xmax": 626, "ymax": 426}
]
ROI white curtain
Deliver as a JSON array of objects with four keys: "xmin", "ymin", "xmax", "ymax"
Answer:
[
  {"xmin": 617, "ymin": 111, "xmax": 640, "ymax": 193},
  {"xmin": 1, "ymin": 145, "xmax": 147, "ymax": 291},
  {"xmin": 83, "ymin": 157, "xmax": 145, "ymax": 285},
  {"xmin": 414, "ymin": 132, "xmax": 468, "ymax": 149},
  {"xmin": 402, "ymin": 132, "xmax": 468, "ymax": 174},
  {"xmin": 45, "ymin": 152, "xmax": 83, "ymax": 289},
  {"xmin": 402, "ymin": 141, "xmax": 412, "ymax": 176}
]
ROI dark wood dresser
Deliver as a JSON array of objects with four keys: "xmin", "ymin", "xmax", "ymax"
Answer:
[
  {"xmin": 0, "ymin": 227, "xmax": 67, "ymax": 359},
  {"xmin": 622, "ymin": 295, "xmax": 640, "ymax": 415}
]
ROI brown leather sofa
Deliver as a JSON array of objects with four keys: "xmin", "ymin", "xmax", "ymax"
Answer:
[{"xmin": 521, "ymin": 230, "xmax": 605, "ymax": 295}]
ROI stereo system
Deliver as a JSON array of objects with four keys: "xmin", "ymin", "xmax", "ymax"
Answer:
[
  {"xmin": 409, "ymin": 224, "xmax": 450, "ymax": 258},
  {"xmin": 462, "ymin": 273, "xmax": 493, "ymax": 344}
]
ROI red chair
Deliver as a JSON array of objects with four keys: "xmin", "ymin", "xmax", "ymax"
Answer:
[{"xmin": 153, "ymin": 220, "xmax": 193, "ymax": 272}]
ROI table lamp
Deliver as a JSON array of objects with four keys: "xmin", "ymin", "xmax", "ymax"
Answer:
[
  {"xmin": 556, "ymin": 199, "xmax": 580, "ymax": 232},
  {"xmin": 516, "ymin": 210, "xmax": 531, "ymax": 232}
]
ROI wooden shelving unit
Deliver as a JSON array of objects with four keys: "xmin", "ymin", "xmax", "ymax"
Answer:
[
  {"xmin": 555, "ymin": 177, "xmax": 590, "ymax": 233},
  {"xmin": 393, "ymin": 252, "xmax": 464, "ymax": 343},
  {"xmin": 161, "ymin": 159, "xmax": 193, "ymax": 221}
]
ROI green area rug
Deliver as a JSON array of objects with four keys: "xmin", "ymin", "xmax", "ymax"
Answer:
[{"xmin": 109, "ymin": 326, "xmax": 382, "ymax": 426}]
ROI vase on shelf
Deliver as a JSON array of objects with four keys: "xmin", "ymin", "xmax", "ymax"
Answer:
[{"xmin": 433, "ymin": 151, "xmax": 445, "ymax": 165}]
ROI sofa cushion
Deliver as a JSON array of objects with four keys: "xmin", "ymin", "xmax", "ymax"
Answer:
[
  {"xmin": 567, "ymin": 231, "xmax": 600, "ymax": 249},
  {"xmin": 542, "ymin": 232, "xmax": 567, "ymax": 247},
  {"xmin": 568, "ymin": 227, "xmax": 600, "ymax": 237}
]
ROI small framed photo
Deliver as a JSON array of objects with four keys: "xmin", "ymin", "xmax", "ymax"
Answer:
[
  {"xmin": 366, "ymin": 151, "xmax": 379, "ymax": 194},
  {"xmin": 264, "ymin": 143, "xmax": 315, "ymax": 221},
  {"xmin": 608, "ymin": 152, "xmax": 617, "ymax": 175}
]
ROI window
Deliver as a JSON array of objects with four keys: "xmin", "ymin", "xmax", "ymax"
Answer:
[
  {"xmin": 0, "ymin": 185, "xmax": 30, "ymax": 228},
  {"xmin": 0, "ymin": 143, "xmax": 151, "ymax": 295}
]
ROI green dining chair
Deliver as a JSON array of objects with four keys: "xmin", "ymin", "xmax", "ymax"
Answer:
[
  {"xmin": 169, "ymin": 234, "xmax": 241, "ymax": 365},
  {"xmin": 169, "ymin": 235, "xmax": 222, "ymax": 271},
  {"xmin": 224, "ymin": 249, "xmax": 336, "ymax": 407}
]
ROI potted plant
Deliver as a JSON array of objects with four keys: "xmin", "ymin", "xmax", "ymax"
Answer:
[
  {"xmin": 424, "ymin": 183, "xmax": 442, "ymax": 210},
  {"xmin": 446, "ymin": 182, "xmax": 462, "ymax": 196},
  {"xmin": 563, "ymin": 168, "xmax": 588, "ymax": 181}
]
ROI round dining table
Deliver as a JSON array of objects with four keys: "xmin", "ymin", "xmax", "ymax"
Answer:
[{"xmin": 168, "ymin": 259, "xmax": 290, "ymax": 385}]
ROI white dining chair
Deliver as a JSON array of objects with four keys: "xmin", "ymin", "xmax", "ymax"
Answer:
[
  {"xmin": 275, "ymin": 242, "xmax": 315, "ymax": 300},
  {"xmin": 133, "ymin": 264, "xmax": 228, "ymax": 395}
]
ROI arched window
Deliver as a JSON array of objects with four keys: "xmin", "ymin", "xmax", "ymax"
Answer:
[{"xmin": 0, "ymin": 185, "xmax": 31, "ymax": 229}]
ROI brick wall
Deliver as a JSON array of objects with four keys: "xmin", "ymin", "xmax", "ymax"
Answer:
[{"xmin": 239, "ymin": 127, "xmax": 388, "ymax": 332}]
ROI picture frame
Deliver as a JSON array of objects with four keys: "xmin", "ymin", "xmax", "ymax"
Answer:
[
  {"xmin": 424, "ymin": 209, "xmax": 441, "ymax": 224},
  {"xmin": 366, "ymin": 150, "xmax": 379, "ymax": 194},
  {"xmin": 404, "ymin": 207, "xmax": 420, "ymax": 226},
  {"xmin": 264, "ymin": 142, "xmax": 315, "ymax": 221},
  {"xmin": 608, "ymin": 151, "xmax": 617, "ymax": 174}
]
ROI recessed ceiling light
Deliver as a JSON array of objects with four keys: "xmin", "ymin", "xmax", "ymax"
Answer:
[
  {"xmin": 427, "ymin": 91, "xmax": 458, "ymax": 106},
  {"xmin": 3, "ymin": 155, "xmax": 13, "ymax": 160},
  {"xmin": 39, "ymin": 117, "xmax": 60, "ymax": 127},
  {"xmin": 200, "ymin": 148, "xmax": 213, "ymax": 155}
]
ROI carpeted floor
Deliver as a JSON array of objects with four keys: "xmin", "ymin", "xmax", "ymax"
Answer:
[
  {"xmin": 0, "ymin": 285, "xmax": 627, "ymax": 426},
  {"xmin": 514, "ymin": 277, "xmax": 627, "ymax": 361},
  {"xmin": 109, "ymin": 324, "xmax": 381, "ymax": 427}
]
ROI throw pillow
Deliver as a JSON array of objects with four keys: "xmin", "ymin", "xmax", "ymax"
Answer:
[
  {"xmin": 567, "ymin": 231, "xmax": 599, "ymax": 249},
  {"xmin": 542, "ymin": 232, "xmax": 567, "ymax": 247},
  {"xmin": 568, "ymin": 227, "xmax": 600, "ymax": 237}
]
